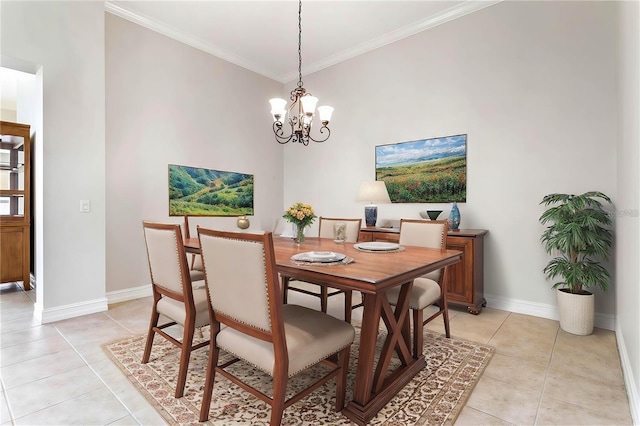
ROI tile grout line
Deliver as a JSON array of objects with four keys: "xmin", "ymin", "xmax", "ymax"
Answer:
[
  {"xmin": 52, "ymin": 314, "xmax": 144, "ymax": 426},
  {"xmin": 533, "ymin": 324, "xmax": 560, "ymax": 425}
]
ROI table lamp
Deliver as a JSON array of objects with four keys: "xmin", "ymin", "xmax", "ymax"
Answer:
[{"xmin": 356, "ymin": 181, "xmax": 391, "ymax": 227}]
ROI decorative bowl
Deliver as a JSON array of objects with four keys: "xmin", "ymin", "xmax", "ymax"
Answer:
[{"xmin": 419, "ymin": 210, "xmax": 443, "ymax": 220}]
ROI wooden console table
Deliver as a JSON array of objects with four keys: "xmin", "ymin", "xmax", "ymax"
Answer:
[{"xmin": 359, "ymin": 227, "xmax": 488, "ymax": 314}]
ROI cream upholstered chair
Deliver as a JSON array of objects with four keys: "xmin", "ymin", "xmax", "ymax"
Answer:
[
  {"xmin": 386, "ymin": 219, "xmax": 451, "ymax": 358},
  {"xmin": 141, "ymin": 221, "xmax": 210, "ymax": 398},
  {"xmin": 282, "ymin": 217, "xmax": 362, "ymax": 322},
  {"xmin": 197, "ymin": 227, "xmax": 355, "ymax": 425},
  {"xmin": 189, "ymin": 254, "xmax": 205, "ymax": 282}
]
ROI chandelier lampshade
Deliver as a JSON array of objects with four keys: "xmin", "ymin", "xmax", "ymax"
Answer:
[{"xmin": 269, "ymin": 0, "xmax": 333, "ymax": 146}]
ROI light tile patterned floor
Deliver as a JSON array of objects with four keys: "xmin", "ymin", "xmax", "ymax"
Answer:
[{"xmin": 0, "ymin": 282, "xmax": 633, "ymax": 425}]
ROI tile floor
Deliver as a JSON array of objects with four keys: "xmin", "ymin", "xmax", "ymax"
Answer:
[{"xmin": 0, "ymin": 282, "xmax": 633, "ymax": 425}]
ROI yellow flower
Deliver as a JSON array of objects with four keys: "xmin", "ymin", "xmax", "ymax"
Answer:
[{"xmin": 283, "ymin": 202, "xmax": 317, "ymax": 228}]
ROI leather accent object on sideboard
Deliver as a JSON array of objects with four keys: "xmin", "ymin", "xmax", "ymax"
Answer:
[{"xmin": 359, "ymin": 227, "xmax": 488, "ymax": 314}]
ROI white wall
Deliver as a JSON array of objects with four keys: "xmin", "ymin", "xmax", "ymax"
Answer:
[
  {"xmin": 105, "ymin": 14, "xmax": 284, "ymax": 294},
  {"xmin": 616, "ymin": 1, "xmax": 640, "ymax": 421},
  {"xmin": 1, "ymin": 1, "xmax": 107, "ymax": 322},
  {"xmin": 0, "ymin": 109, "xmax": 16, "ymax": 122},
  {"xmin": 284, "ymin": 1, "xmax": 618, "ymax": 321}
]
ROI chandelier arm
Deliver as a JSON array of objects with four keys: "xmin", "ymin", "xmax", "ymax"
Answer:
[
  {"xmin": 307, "ymin": 126, "xmax": 331, "ymax": 143},
  {"xmin": 272, "ymin": 122, "xmax": 295, "ymax": 145}
]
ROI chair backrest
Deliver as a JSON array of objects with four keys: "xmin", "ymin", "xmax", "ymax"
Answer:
[
  {"xmin": 142, "ymin": 221, "xmax": 192, "ymax": 300},
  {"xmin": 399, "ymin": 219, "xmax": 449, "ymax": 281},
  {"xmin": 197, "ymin": 228, "xmax": 281, "ymax": 334},
  {"xmin": 318, "ymin": 217, "xmax": 362, "ymax": 242}
]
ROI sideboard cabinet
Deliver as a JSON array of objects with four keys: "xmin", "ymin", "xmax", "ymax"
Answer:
[{"xmin": 359, "ymin": 227, "xmax": 488, "ymax": 314}]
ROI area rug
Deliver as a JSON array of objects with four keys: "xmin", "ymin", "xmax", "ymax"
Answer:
[{"xmin": 104, "ymin": 324, "xmax": 493, "ymax": 426}]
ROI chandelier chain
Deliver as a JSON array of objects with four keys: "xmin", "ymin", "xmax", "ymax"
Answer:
[{"xmin": 297, "ymin": 0, "xmax": 303, "ymax": 88}]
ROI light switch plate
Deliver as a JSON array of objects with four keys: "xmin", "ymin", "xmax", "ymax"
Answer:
[{"xmin": 80, "ymin": 200, "xmax": 91, "ymax": 213}]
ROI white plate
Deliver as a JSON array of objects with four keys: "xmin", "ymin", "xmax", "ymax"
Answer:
[
  {"xmin": 309, "ymin": 251, "xmax": 336, "ymax": 259},
  {"xmin": 292, "ymin": 252, "xmax": 347, "ymax": 263},
  {"xmin": 354, "ymin": 242, "xmax": 400, "ymax": 251}
]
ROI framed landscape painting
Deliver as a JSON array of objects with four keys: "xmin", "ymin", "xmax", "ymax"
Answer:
[
  {"xmin": 168, "ymin": 164, "xmax": 254, "ymax": 216},
  {"xmin": 375, "ymin": 134, "xmax": 467, "ymax": 203}
]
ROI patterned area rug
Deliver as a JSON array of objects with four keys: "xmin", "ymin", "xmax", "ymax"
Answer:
[{"xmin": 104, "ymin": 323, "xmax": 493, "ymax": 426}]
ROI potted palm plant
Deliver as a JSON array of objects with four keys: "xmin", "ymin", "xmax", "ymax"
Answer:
[{"xmin": 539, "ymin": 191, "xmax": 613, "ymax": 335}]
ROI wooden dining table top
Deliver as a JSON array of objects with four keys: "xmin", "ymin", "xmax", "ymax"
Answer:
[{"xmin": 272, "ymin": 236, "xmax": 461, "ymax": 294}]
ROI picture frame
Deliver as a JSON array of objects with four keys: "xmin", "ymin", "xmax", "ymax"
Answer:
[
  {"xmin": 375, "ymin": 134, "xmax": 467, "ymax": 203},
  {"xmin": 168, "ymin": 164, "xmax": 254, "ymax": 216}
]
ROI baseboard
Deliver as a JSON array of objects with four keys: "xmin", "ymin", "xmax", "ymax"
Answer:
[
  {"xmin": 616, "ymin": 323, "xmax": 640, "ymax": 425},
  {"xmin": 35, "ymin": 297, "xmax": 108, "ymax": 324},
  {"xmin": 106, "ymin": 284, "xmax": 152, "ymax": 305},
  {"xmin": 484, "ymin": 293, "xmax": 615, "ymax": 330}
]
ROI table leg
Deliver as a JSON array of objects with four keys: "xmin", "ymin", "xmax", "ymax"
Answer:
[{"xmin": 342, "ymin": 281, "xmax": 426, "ymax": 426}]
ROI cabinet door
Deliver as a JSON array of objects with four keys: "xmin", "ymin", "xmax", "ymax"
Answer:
[
  {"xmin": 372, "ymin": 232, "xmax": 400, "ymax": 243},
  {"xmin": 0, "ymin": 226, "xmax": 24, "ymax": 282},
  {"xmin": 445, "ymin": 236, "xmax": 474, "ymax": 304},
  {"xmin": 358, "ymin": 231, "xmax": 373, "ymax": 242}
]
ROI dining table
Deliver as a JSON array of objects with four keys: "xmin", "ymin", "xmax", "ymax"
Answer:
[{"xmin": 184, "ymin": 234, "xmax": 462, "ymax": 426}]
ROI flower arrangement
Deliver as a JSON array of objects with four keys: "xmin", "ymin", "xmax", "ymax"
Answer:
[{"xmin": 283, "ymin": 202, "xmax": 317, "ymax": 243}]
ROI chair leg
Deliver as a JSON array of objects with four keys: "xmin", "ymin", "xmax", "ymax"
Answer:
[
  {"xmin": 199, "ymin": 326, "xmax": 220, "ymax": 422},
  {"xmin": 335, "ymin": 346, "xmax": 351, "ymax": 412},
  {"xmin": 413, "ymin": 308, "xmax": 424, "ymax": 359},
  {"xmin": 270, "ymin": 367, "xmax": 288, "ymax": 426},
  {"xmin": 175, "ymin": 317, "xmax": 196, "ymax": 398},
  {"xmin": 440, "ymin": 269, "xmax": 451, "ymax": 338},
  {"xmin": 142, "ymin": 299, "xmax": 161, "ymax": 364},
  {"xmin": 401, "ymin": 309, "xmax": 411, "ymax": 351},
  {"xmin": 320, "ymin": 286, "xmax": 328, "ymax": 313},
  {"xmin": 343, "ymin": 290, "xmax": 353, "ymax": 323},
  {"xmin": 282, "ymin": 276, "xmax": 290, "ymax": 304},
  {"xmin": 442, "ymin": 296, "xmax": 451, "ymax": 339}
]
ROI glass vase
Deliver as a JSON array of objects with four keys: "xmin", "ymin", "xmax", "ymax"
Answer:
[
  {"xmin": 294, "ymin": 224, "xmax": 306, "ymax": 244},
  {"xmin": 448, "ymin": 202, "xmax": 461, "ymax": 231}
]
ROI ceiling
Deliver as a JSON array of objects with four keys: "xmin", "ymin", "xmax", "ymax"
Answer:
[
  {"xmin": 105, "ymin": 0, "xmax": 501, "ymax": 83},
  {"xmin": 1, "ymin": 1, "xmax": 501, "ymax": 111}
]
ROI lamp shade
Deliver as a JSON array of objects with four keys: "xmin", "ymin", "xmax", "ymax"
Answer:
[{"xmin": 356, "ymin": 181, "xmax": 391, "ymax": 204}]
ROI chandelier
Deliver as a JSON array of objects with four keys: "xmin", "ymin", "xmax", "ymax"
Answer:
[{"xmin": 269, "ymin": 0, "xmax": 333, "ymax": 146}]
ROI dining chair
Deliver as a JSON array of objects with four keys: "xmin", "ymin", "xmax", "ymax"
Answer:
[
  {"xmin": 197, "ymin": 227, "xmax": 355, "ymax": 425},
  {"xmin": 141, "ymin": 221, "xmax": 210, "ymax": 398},
  {"xmin": 282, "ymin": 217, "xmax": 362, "ymax": 322},
  {"xmin": 386, "ymin": 219, "xmax": 451, "ymax": 358},
  {"xmin": 189, "ymin": 254, "xmax": 205, "ymax": 283}
]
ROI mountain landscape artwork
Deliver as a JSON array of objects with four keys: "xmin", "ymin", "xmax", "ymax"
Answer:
[
  {"xmin": 168, "ymin": 164, "xmax": 254, "ymax": 216},
  {"xmin": 375, "ymin": 134, "xmax": 467, "ymax": 203}
]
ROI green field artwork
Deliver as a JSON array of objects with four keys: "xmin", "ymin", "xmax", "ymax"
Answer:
[
  {"xmin": 168, "ymin": 164, "xmax": 254, "ymax": 216},
  {"xmin": 375, "ymin": 134, "xmax": 467, "ymax": 203}
]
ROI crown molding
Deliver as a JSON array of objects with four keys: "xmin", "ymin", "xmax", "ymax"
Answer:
[
  {"xmin": 104, "ymin": 1, "xmax": 281, "ymax": 81},
  {"xmin": 285, "ymin": 0, "xmax": 502, "ymax": 82},
  {"xmin": 105, "ymin": 0, "xmax": 502, "ymax": 84}
]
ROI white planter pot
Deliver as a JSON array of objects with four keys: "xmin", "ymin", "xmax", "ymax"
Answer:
[{"xmin": 557, "ymin": 288, "xmax": 595, "ymax": 335}]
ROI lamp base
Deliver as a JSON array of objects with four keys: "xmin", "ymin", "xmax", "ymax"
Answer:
[{"xmin": 364, "ymin": 205, "xmax": 378, "ymax": 227}]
